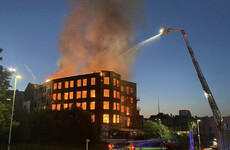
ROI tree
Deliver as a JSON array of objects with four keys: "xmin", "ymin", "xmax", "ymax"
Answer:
[
  {"xmin": 0, "ymin": 49, "xmax": 12, "ymax": 100},
  {"xmin": 0, "ymin": 101, "xmax": 11, "ymax": 135},
  {"xmin": 0, "ymin": 48, "xmax": 3, "ymax": 60},
  {"xmin": 142, "ymin": 121, "xmax": 173, "ymax": 142},
  {"xmin": 0, "ymin": 48, "xmax": 18, "ymax": 142},
  {"xmin": 0, "ymin": 102, "xmax": 19, "ymax": 137},
  {"xmin": 12, "ymin": 107, "xmax": 94, "ymax": 144}
]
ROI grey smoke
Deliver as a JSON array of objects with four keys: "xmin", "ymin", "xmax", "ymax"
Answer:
[{"xmin": 52, "ymin": 0, "xmax": 145, "ymax": 79}]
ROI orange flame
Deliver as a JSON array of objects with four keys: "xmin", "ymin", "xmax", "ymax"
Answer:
[{"xmin": 45, "ymin": 79, "xmax": 51, "ymax": 83}]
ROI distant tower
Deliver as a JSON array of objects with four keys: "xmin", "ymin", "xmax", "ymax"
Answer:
[{"xmin": 158, "ymin": 97, "xmax": 160, "ymax": 114}]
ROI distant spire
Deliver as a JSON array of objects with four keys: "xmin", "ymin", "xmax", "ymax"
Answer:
[{"xmin": 158, "ymin": 97, "xmax": 160, "ymax": 114}]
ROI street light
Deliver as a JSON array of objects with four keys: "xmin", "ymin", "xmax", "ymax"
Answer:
[
  {"xmin": 8, "ymin": 75, "xmax": 22, "ymax": 150},
  {"xmin": 7, "ymin": 67, "xmax": 16, "ymax": 73},
  {"xmin": 197, "ymin": 119, "xmax": 201, "ymax": 150}
]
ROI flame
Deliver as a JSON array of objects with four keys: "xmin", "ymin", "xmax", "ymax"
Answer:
[{"xmin": 45, "ymin": 79, "xmax": 51, "ymax": 83}]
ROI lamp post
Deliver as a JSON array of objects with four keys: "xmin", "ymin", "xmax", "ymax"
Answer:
[
  {"xmin": 86, "ymin": 139, "xmax": 90, "ymax": 150},
  {"xmin": 8, "ymin": 75, "xmax": 22, "ymax": 150},
  {"xmin": 197, "ymin": 119, "xmax": 201, "ymax": 150}
]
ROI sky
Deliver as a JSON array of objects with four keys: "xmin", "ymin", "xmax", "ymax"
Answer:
[{"xmin": 0, "ymin": 0, "xmax": 230, "ymax": 118}]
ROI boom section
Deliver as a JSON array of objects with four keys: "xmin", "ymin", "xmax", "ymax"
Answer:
[{"xmin": 180, "ymin": 29, "xmax": 226, "ymax": 130}]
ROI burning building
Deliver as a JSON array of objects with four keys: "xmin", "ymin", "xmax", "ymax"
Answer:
[
  {"xmin": 23, "ymin": 0, "xmax": 145, "ymax": 140},
  {"xmin": 24, "ymin": 70, "xmax": 140, "ymax": 140}
]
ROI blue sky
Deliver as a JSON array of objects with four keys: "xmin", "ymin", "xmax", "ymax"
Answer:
[{"xmin": 1, "ymin": 0, "xmax": 230, "ymax": 117}]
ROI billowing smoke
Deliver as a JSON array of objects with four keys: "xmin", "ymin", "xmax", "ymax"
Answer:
[{"xmin": 51, "ymin": 0, "xmax": 145, "ymax": 79}]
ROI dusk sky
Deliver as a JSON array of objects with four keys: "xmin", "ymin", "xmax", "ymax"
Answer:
[{"xmin": 1, "ymin": 0, "xmax": 230, "ymax": 117}]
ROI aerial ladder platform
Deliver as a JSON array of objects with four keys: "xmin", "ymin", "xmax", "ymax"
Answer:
[{"xmin": 161, "ymin": 26, "xmax": 230, "ymax": 150}]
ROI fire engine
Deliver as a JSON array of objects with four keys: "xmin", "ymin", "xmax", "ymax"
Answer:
[{"xmin": 108, "ymin": 139, "xmax": 167, "ymax": 150}]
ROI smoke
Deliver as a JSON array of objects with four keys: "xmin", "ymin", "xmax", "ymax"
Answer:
[{"xmin": 51, "ymin": 0, "xmax": 145, "ymax": 79}]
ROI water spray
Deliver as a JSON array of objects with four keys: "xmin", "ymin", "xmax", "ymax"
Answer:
[{"xmin": 122, "ymin": 31, "xmax": 162, "ymax": 55}]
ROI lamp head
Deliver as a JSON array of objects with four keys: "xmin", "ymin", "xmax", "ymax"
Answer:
[
  {"xmin": 8, "ymin": 67, "xmax": 16, "ymax": 73},
  {"xmin": 15, "ymin": 75, "xmax": 22, "ymax": 79}
]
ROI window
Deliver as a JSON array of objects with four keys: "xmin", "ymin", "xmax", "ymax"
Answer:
[
  {"xmin": 70, "ymin": 80, "xmax": 74, "ymax": 88},
  {"xmin": 126, "ymin": 87, "xmax": 129, "ymax": 94},
  {"xmin": 65, "ymin": 81, "xmax": 69, "ymax": 88},
  {"xmin": 121, "ymin": 105, "xmax": 124, "ymax": 112},
  {"xmin": 103, "ymin": 101, "xmax": 109, "ymax": 110},
  {"xmin": 83, "ymin": 78, "xmax": 87, "ymax": 86},
  {"xmin": 91, "ymin": 77, "xmax": 96, "ymax": 85},
  {"xmin": 76, "ymin": 102, "xmax": 81, "ymax": 107},
  {"xmin": 53, "ymin": 83, "xmax": 57, "ymax": 90},
  {"xmin": 113, "ymin": 102, "xmax": 116, "ymax": 110},
  {"xmin": 113, "ymin": 78, "xmax": 116, "ymax": 86},
  {"xmin": 69, "ymin": 92, "xmax": 74, "ymax": 99},
  {"xmin": 42, "ymin": 106, "xmax": 46, "ymax": 110},
  {"xmin": 104, "ymin": 77, "xmax": 110, "ymax": 85},
  {"xmin": 130, "ymin": 97, "xmax": 133, "ymax": 103},
  {"xmin": 126, "ymin": 107, "xmax": 130, "ymax": 115},
  {"xmin": 113, "ymin": 90, "xmax": 117, "ymax": 98},
  {"xmin": 117, "ymin": 91, "xmax": 120, "ymax": 99},
  {"xmin": 90, "ymin": 90, "xmax": 96, "ymax": 98},
  {"xmin": 91, "ymin": 114, "xmax": 95, "ymax": 123},
  {"xmin": 103, "ymin": 114, "xmax": 109, "ymax": 123},
  {"xmin": 131, "ymin": 88, "xmax": 133, "ymax": 93},
  {"xmin": 76, "ymin": 91, "xmax": 81, "ymax": 99},
  {"xmin": 113, "ymin": 114, "xmax": 116, "ymax": 123},
  {"xmin": 64, "ymin": 103, "xmax": 68, "ymax": 109},
  {"xmin": 82, "ymin": 102, "xmax": 87, "ymax": 110},
  {"xmin": 52, "ymin": 104, "xmax": 56, "ymax": 110},
  {"xmin": 121, "ymin": 96, "xmax": 124, "ymax": 102},
  {"xmin": 117, "ymin": 80, "xmax": 120, "ymax": 87},
  {"xmin": 117, "ymin": 115, "xmax": 120, "ymax": 123},
  {"xmin": 82, "ymin": 90, "xmax": 87, "ymax": 98},
  {"xmin": 58, "ymin": 82, "xmax": 62, "ymax": 89},
  {"xmin": 57, "ymin": 104, "xmax": 61, "ymax": 111},
  {"xmin": 126, "ymin": 96, "xmax": 129, "ymax": 102},
  {"xmin": 117, "ymin": 103, "xmax": 120, "ymax": 111},
  {"xmin": 64, "ymin": 92, "xmax": 68, "ymax": 100},
  {"xmin": 77, "ymin": 79, "xmax": 81, "ymax": 87},
  {"xmin": 90, "ymin": 101, "xmax": 95, "ymax": 110},
  {"xmin": 69, "ymin": 103, "xmax": 73, "ymax": 109},
  {"xmin": 127, "ymin": 117, "xmax": 130, "ymax": 126},
  {"xmin": 104, "ymin": 89, "xmax": 110, "ymax": 97},
  {"xmin": 57, "ymin": 93, "xmax": 61, "ymax": 100},
  {"xmin": 121, "ymin": 86, "xmax": 124, "ymax": 92},
  {"xmin": 53, "ymin": 94, "xmax": 56, "ymax": 100}
]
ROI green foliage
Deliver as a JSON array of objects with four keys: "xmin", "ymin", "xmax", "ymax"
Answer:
[
  {"xmin": 11, "ymin": 107, "xmax": 94, "ymax": 144},
  {"xmin": 0, "ymin": 65, "xmax": 12, "ymax": 100},
  {"xmin": 142, "ymin": 121, "xmax": 173, "ymax": 142},
  {"xmin": 129, "ymin": 129, "xmax": 145, "ymax": 140},
  {"xmin": 0, "ymin": 101, "xmax": 11, "ymax": 135},
  {"xmin": 173, "ymin": 133, "xmax": 190, "ymax": 148},
  {"xmin": 0, "ymin": 102, "xmax": 19, "ymax": 136},
  {"xmin": 0, "ymin": 48, "xmax": 2, "ymax": 60}
]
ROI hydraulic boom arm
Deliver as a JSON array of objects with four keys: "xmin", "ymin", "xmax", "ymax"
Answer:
[{"xmin": 161, "ymin": 26, "xmax": 226, "ymax": 130}]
